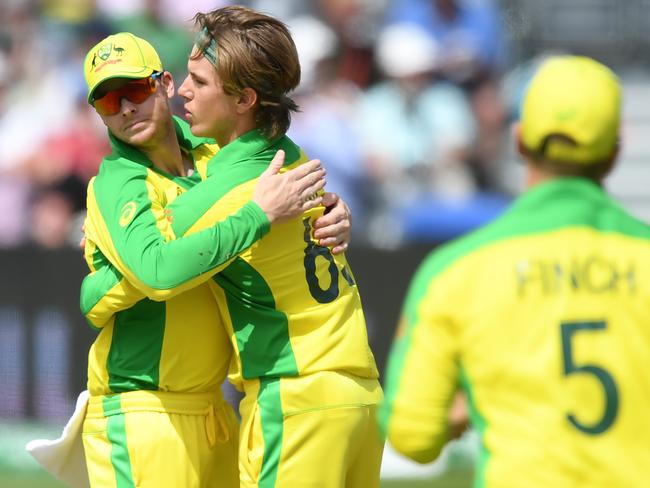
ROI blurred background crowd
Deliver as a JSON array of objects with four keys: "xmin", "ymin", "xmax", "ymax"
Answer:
[
  {"xmin": 0, "ymin": 0, "xmax": 529, "ymax": 251},
  {"xmin": 1, "ymin": 0, "xmax": 649, "ymax": 251}
]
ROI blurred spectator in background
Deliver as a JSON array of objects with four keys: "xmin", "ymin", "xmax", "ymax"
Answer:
[
  {"xmin": 358, "ymin": 23, "xmax": 491, "ymax": 246},
  {"xmin": 0, "ymin": 0, "xmax": 110, "ymax": 248},
  {"xmin": 289, "ymin": 16, "xmax": 370, "ymax": 238},
  {"xmin": 466, "ymin": 76, "xmax": 510, "ymax": 191},
  {"xmin": 40, "ymin": 0, "xmax": 100, "ymax": 63},
  {"xmin": 311, "ymin": 0, "xmax": 387, "ymax": 88},
  {"xmin": 0, "ymin": 0, "xmax": 513, "ymax": 249},
  {"xmin": 29, "ymin": 175, "xmax": 86, "ymax": 249},
  {"xmin": 0, "ymin": 39, "xmax": 28, "ymax": 247},
  {"xmin": 384, "ymin": 0, "xmax": 506, "ymax": 86},
  {"xmin": 24, "ymin": 98, "xmax": 108, "ymax": 248},
  {"xmin": 385, "ymin": 0, "xmax": 510, "ymax": 203}
]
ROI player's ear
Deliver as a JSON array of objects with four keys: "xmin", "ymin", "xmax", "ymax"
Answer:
[
  {"xmin": 513, "ymin": 122, "xmax": 527, "ymax": 158},
  {"xmin": 161, "ymin": 71, "xmax": 175, "ymax": 99},
  {"xmin": 236, "ymin": 87, "xmax": 257, "ymax": 114}
]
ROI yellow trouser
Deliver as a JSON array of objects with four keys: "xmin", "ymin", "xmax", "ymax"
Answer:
[
  {"xmin": 239, "ymin": 371, "xmax": 384, "ymax": 488},
  {"xmin": 83, "ymin": 389, "xmax": 239, "ymax": 488}
]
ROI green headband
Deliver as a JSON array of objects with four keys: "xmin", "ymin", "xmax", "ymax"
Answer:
[{"xmin": 194, "ymin": 27, "xmax": 218, "ymax": 67}]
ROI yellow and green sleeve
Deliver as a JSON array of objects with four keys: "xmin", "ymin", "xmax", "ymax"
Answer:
[{"xmin": 379, "ymin": 250, "xmax": 461, "ymax": 463}]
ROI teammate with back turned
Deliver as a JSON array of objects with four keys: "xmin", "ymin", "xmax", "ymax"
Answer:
[{"xmin": 380, "ymin": 55, "xmax": 650, "ymax": 487}]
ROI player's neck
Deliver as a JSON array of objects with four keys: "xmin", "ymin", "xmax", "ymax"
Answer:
[
  {"xmin": 139, "ymin": 120, "xmax": 190, "ymax": 176},
  {"xmin": 214, "ymin": 113, "xmax": 257, "ymax": 148},
  {"xmin": 525, "ymin": 161, "xmax": 557, "ymax": 189}
]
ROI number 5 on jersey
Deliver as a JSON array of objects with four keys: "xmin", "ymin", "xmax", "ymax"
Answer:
[{"xmin": 560, "ymin": 320, "xmax": 619, "ymax": 435}]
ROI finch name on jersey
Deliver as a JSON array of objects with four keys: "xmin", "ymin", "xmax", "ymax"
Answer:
[{"xmin": 516, "ymin": 255, "xmax": 637, "ymax": 296}]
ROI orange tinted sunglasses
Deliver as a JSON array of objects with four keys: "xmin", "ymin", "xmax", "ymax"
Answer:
[{"xmin": 92, "ymin": 72, "xmax": 162, "ymax": 116}]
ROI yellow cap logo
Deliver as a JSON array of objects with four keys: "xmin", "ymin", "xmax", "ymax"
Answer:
[
  {"xmin": 119, "ymin": 201, "xmax": 137, "ymax": 227},
  {"xmin": 98, "ymin": 43, "xmax": 112, "ymax": 61}
]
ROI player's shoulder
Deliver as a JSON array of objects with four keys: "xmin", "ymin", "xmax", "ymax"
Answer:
[
  {"xmin": 90, "ymin": 154, "xmax": 151, "ymax": 205},
  {"xmin": 600, "ymin": 194, "xmax": 650, "ymax": 242},
  {"xmin": 95, "ymin": 153, "xmax": 148, "ymax": 183},
  {"xmin": 418, "ymin": 186, "xmax": 650, "ymax": 283},
  {"xmin": 277, "ymin": 135, "xmax": 305, "ymax": 166}
]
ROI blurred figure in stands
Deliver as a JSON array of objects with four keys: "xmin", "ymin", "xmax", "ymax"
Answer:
[
  {"xmin": 385, "ymin": 0, "xmax": 510, "ymax": 203},
  {"xmin": 384, "ymin": 0, "xmax": 506, "ymax": 86},
  {"xmin": 358, "ymin": 23, "xmax": 504, "ymax": 246}
]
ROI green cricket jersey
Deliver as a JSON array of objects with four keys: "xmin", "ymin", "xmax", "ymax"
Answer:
[
  {"xmin": 380, "ymin": 178, "xmax": 650, "ymax": 487},
  {"xmin": 81, "ymin": 117, "xmax": 270, "ymax": 395},
  {"xmin": 83, "ymin": 129, "xmax": 378, "ymax": 390},
  {"xmin": 171, "ymin": 130, "xmax": 378, "ymax": 385}
]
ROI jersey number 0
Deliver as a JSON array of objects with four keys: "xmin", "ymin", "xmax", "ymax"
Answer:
[{"xmin": 302, "ymin": 217, "xmax": 355, "ymax": 303}]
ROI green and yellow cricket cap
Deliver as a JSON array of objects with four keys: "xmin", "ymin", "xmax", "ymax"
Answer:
[
  {"xmin": 83, "ymin": 32, "xmax": 163, "ymax": 103},
  {"xmin": 521, "ymin": 55, "xmax": 621, "ymax": 165}
]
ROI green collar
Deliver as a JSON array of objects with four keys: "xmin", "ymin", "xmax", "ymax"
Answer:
[
  {"xmin": 206, "ymin": 129, "xmax": 298, "ymax": 177},
  {"xmin": 211, "ymin": 129, "xmax": 276, "ymax": 165}
]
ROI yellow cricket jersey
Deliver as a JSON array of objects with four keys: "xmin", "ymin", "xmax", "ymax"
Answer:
[
  {"xmin": 81, "ymin": 117, "xmax": 270, "ymax": 396},
  {"xmin": 380, "ymin": 178, "xmax": 650, "ymax": 488},
  {"xmin": 164, "ymin": 130, "xmax": 378, "ymax": 387}
]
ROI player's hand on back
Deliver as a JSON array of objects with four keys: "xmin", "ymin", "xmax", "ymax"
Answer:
[
  {"xmin": 253, "ymin": 150, "xmax": 326, "ymax": 224},
  {"xmin": 313, "ymin": 193, "xmax": 352, "ymax": 254}
]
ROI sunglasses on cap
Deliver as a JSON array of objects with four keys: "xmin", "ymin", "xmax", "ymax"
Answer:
[{"xmin": 92, "ymin": 72, "xmax": 163, "ymax": 116}]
